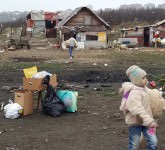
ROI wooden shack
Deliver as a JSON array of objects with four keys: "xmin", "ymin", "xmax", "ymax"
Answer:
[
  {"xmin": 121, "ymin": 19, "xmax": 165, "ymax": 47},
  {"xmin": 57, "ymin": 7, "xmax": 110, "ymax": 49},
  {"xmin": 26, "ymin": 11, "xmax": 58, "ymax": 38}
]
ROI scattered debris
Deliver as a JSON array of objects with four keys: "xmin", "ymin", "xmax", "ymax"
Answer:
[
  {"xmin": 0, "ymin": 49, "xmax": 5, "ymax": 53},
  {"xmin": 1, "ymin": 86, "xmax": 21, "ymax": 91},
  {"xmin": 92, "ymin": 63, "xmax": 97, "ymax": 66},
  {"xmin": 93, "ymin": 87, "xmax": 102, "ymax": 91},
  {"xmin": 100, "ymin": 83, "xmax": 112, "ymax": 87},
  {"xmin": 7, "ymin": 47, "xmax": 16, "ymax": 51}
]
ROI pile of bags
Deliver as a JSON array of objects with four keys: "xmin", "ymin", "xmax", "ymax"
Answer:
[{"xmin": 42, "ymin": 75, "xmax": 78, "ymax": 117}]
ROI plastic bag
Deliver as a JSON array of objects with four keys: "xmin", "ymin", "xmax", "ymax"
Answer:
[
  {"xmin": 32, "ymin": 71, "xmax": 52, "ymax": 79},
  {"xmin": 42, "ymin": 85, "xmax": 65, "ymax": 117},
  {"xmin": 57, "ymin": 90, "xmax": 78, "ymax": 112},
  {"xmin": 23, "ymin": 66, "xmax": 38, "ymax": 78},
  {"xmin": 4, "ymin": 100, "xmax": 23, "ymax": 119}
]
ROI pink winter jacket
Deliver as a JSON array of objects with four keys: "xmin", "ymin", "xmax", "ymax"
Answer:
[{"xmin": 120, "ymin": 82, "xmax": 154, "ymax": 127}]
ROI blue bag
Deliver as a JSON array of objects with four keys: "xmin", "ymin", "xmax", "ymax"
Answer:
[{"xmin": 56, "ymin": 90, "xmax": 78, "ymax": 112}]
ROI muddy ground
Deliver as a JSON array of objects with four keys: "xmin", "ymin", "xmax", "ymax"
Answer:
[{"xmin": 0, "ymin": 48, "xmax": 165, "ymax": 150}]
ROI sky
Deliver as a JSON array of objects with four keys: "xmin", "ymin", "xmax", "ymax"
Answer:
[{"xmin": 0, "ymin": 0, "xmax": 164, "ymax": 12}]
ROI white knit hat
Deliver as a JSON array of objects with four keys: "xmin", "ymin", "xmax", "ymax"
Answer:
[{"xmin": 126, "ymin": 65, "xmax": 147, "ymax": 86}]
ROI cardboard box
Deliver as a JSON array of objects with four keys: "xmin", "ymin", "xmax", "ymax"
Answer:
[
  {"xmin": 14, "ymin": 90, "xmax": 34, "ymax": 116},
  {"xmin": 23, "ymin": 74, "xmax": 58, "ymax": 91}
]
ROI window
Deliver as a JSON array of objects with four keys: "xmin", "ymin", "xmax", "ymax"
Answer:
[
  {"xmin": 84, "ymin": 16, "xmax": 91, "ymax": 25},
  {"xmin": 86, "ymin": 35, "xmax": 98, "ymax": 41}
]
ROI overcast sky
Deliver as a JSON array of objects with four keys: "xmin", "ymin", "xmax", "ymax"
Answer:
[{"xmin": 1, "ymin": 0, "xmax": 164, "ymax": 12}]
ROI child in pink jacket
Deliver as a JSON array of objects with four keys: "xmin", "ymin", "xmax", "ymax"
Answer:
[{"xmin": 120, "ymin": 65, "xmax": 158, "ymax": 150}]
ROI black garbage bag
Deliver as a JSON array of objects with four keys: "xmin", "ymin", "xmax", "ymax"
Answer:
[
  {"xmin": 42, "ymin": 75, "xmax": 50, "ymax": 86},
  {"xmin": 42, "ymin": 81, "xmax": 65, "ymax": 117}
]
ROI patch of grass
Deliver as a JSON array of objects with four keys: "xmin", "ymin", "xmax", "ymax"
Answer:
[
  {"xmin": 0, "ymin": 62, "xmax": 65, "ymax": 73},
  {"xmin": 105, "ymin": 51, "xmax": 165, "ymax": 65},
  {"xmin": 0, "ymin": 50, "xmax": 165, "ymax": 82},
  {"xmin": 0, "ymin": 63, "xmax": 18, "ymax": 71},
  {"xmin": 96, "ymin": 87, "xmax": 120, "ymax": 98}
]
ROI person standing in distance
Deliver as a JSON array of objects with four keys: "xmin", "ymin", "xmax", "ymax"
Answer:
[{"xmin": 68, "ymin": 35, "xmax": 77, "ymax": 60}]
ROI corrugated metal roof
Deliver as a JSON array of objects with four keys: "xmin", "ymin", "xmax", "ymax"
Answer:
[
  {"xmin": 57, "ymin": 10, "xmax": 72, "ymax": 20},
  {"xmin": 57, "ymin": 7, "xmax": 110, "ymax": 28},
  {"xmin": 121, "ymin": 19, "xmax": 165, "ymax": 31},
  {"xmin": 153, "ymin": 19, "xmax": 165, "ymax": 27}
]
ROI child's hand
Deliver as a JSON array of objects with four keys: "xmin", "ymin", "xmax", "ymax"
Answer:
[{"xmin": 149, "ymin": 121, "xmax": 159, "ymax": 128}]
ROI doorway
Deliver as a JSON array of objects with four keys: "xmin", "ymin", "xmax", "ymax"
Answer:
[{"xmin": 144, "ymin": 27, "xmax": 150, "ymax": 47}]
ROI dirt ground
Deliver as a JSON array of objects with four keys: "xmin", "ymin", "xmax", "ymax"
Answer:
[{"xmin": 0, "ymin": 48, "xmax": 165, "ymax": 150}]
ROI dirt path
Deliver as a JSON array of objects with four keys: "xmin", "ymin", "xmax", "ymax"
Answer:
[{"xmin": 0, "ymin": 48, "xmax": 165, "ymax": 150}]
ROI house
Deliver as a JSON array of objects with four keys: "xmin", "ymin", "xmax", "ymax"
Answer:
[
  {"xmin": 26, "ymin": 10, "xmax": 58, "ymax": 38},
  {"xmin": 120, "ymin": 19, "xmax": 165, "ymax": 47},
  {"xmin": 57, "ymin": 6, "xmax": 110, "ymax": 49}
]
